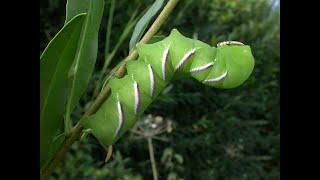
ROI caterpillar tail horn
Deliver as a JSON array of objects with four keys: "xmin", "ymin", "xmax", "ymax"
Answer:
[{"xmin": 105, "ymin": 145, "xmax": 113, "ymax": 163}]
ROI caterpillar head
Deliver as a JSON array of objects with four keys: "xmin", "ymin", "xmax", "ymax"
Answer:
[{"xmin": 204, "ymin": 41, "xmax": 255, "ymax": 89}]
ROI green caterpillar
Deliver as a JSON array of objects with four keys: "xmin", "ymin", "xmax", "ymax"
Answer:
[{"xmin": 81, "ymin": 29, "xmax": 255, "ymax": 148}]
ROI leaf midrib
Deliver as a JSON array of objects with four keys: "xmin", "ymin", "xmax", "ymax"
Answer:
[
  {"xmin": 65, "ymin": 0, "xmax": 93, "ymax": 120},
  {"xmin": 40, "ymin": 18, "xmax": 83, "ymax": 121}
]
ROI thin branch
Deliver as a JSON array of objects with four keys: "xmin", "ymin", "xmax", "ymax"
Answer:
[
  {"xmin": 40, "ymin": 123, "xmax": 83, "ymax": 180},
  {"xmin": 109, "ymin": 0, "xmax": 181, "ymax": 78},
  {"xmin": 148, "ymin": 137, "xmax": 158, "ymax": 180},
  {"xmin": 152, "ymin": 136, "xmax": 169, "ymax": 142},
  {"xmin": 40, "ymin": 0, "xmax": 180, "ymax": 179},
  {"xmin": 130, "ymin": 129, "xmax": 145, "ymax": 137},
  {"xmin": 104, "ymin": 0, "xmax": 116, "ymax": 60}
]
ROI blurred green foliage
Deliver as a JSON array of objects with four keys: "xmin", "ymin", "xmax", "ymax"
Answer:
[{"xmin": 41, "ymin": 0, "xmax": 279, "ymax": 179}]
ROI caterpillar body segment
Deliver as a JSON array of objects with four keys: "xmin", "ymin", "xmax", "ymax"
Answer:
[
  {"xmin": 80, "ymin": 29, "xmax": 255, "ymax": 148},
  {"xmin": 205, "ymin": 45, "xmax": 254, "ymax": 89},
  {"xmin": 189, "ymin": 40, "xmax": 217, "ymax": 81}
]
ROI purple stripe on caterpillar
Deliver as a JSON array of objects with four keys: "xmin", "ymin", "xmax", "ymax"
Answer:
[
  {"xmin": 133, "ymin": 81, "xmax": 141, "ymax": 114},
  {"xmin": 203, "ymin": 71, "xmax": 228, "ymax": 84},
  {"xmin": 161, "ymin": 48, "xmax": 170, "ymax": 81},
  {"xmin": 190, "ymin": 62, "xmax": 214, "ymax": 74},
  {"xmin": 148, "ymin": 64, "xmax": 156, "ymax": 97},
  {"xmin": 175, "ymin": 48, "xmax": 196, "ymax": 71},
  {"xmin": 217, "ymin": 41, "xmax": 244, "ymax": 47},
  {"xmin": 114, "ymin": 95, "xmax": 125, "ymax": 138}
]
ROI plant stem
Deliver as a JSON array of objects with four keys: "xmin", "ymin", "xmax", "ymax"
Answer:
[
  {"xmin": 40, "ymin": 84, "xmax": 111, "ymax": 180},
  {"xmin": 40, "ymin": 0, "xmax": 180, "ymax": 179},
  {"xmin": 40, "ymin": 123, "xmax": 83, "ymax": 180},
  {"xmin": 148, "ymin": 137, "xmax": 158, "ymax": 180}
]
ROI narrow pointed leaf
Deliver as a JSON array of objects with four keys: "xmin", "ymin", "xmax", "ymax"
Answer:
[
  {"xmin": 129, "ymin": 0, "xmax": 165, "ymax": 51},
  {"xmin": 104, "ymin": 0, "xmax": 116, "ymax": 59},
  {"xmin": 40, "ymin": 13, "xmax": 86, "ymax": 168},
  {"xmin": 64, "ymin": 0, "xmax": 104, "ymax": 130}
]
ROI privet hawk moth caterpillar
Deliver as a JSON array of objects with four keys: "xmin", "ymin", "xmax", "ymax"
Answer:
[{"xmin": 80, "ymin": 29, "xmax": 255, "ymax": 148}]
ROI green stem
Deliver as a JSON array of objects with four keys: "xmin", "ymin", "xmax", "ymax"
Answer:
[
  {"xmin": 40, "ymin": 0, "xmax": 180, "ymax": 179},
  {"xmin": 148, "ymin": 137, "xmax": 158, "ymax": 180},
  {"xmin": 104, "ymin": 0, "xmax": 116, "ymax": 60}
]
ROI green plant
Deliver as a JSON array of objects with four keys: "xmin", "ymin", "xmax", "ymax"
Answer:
[
  {"xmin": 40, "ymin": 13, "xmax": 87, "ymax": 168},
  {"xmin": 40, "ymin": 0, "xmax": 279, "ymax": 179},
  {"xmin": 41, "ymin": 0, "xmax": 180, "ymax": 179}
]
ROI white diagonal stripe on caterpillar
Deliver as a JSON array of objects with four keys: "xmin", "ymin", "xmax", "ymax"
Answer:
[
  {"xmin": 175, "ymin": 48, "xmax": 196, "ymax": 71},
  {"xmin": 148, "ymin": 64, "xmax": 156, "ymax": 97},
  {"xmin": 114, "ymin": 94, "xmax": 125, "ymax": 138},
  {"xmin": 217, "ymin": 41, "xmax": 244, "ymax": 47},
  {"xmin": 133, "ymin": 81, "xmax": 141, "ymax": 114},
  {"xmin": 203, "ymin": 71, "xmax": 228, "ymax": 83},
  {"xmin": 190, "ymin": 62, "xmax": 214, "ymax": 74},
  {"xmin": 161, "ymin": 48, "xmax": 170, "ymax": 81}
]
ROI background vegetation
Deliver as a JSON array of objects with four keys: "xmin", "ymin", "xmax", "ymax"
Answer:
[{"xmin": 40, "ymin": 0, "xmax": 279, "ymax": 179}]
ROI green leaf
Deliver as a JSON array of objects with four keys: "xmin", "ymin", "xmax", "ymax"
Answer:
[
  {"xmin": 40, "ymin": 13, "xmax": 87, "ymax": 169},
  {"xmin": 104, "ymin": 0, "xmax": 116, "ymax": 59},
  {"xmin": 64, "ymin": 0, "xmax": 104, "ymax": 133},
  {"xmin": 129, "ymin": 0, "xmax": 164, "ymax": 51},
  {"xmin": 65, "ymin": 0, "xmax": 88, "ymax": 23}
]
